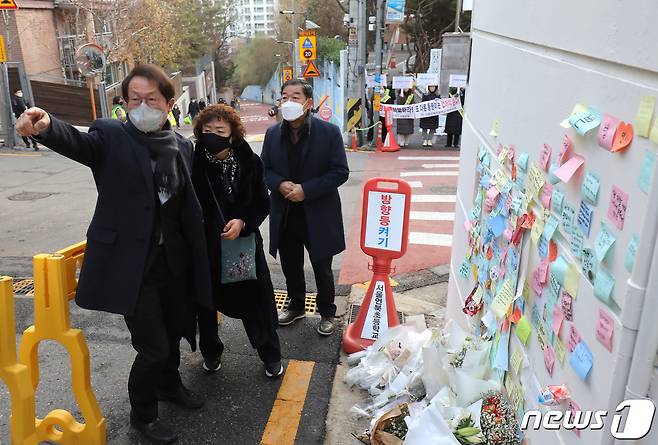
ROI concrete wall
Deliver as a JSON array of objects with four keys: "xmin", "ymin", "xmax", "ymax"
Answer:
[
  {"xmin": 439, "ymin": 33, "xmax": 471, "ymax": 96},
  {"xmin": 10, "ymin": 2, "xmax": 62, "ymax": 78}
]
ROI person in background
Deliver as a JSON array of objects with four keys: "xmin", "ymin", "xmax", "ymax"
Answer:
[
  {"xmin": 172, "ymin": 104, "xmax": 181, "ymax": 129},
  {"xmin": 267, "ymin": 98, "xmax": 283, "ymax": 123},
  {"xmin": 395, "ymin": 88, "xmax": 415, "ymax": 147},
  {"xmin": 261, "ymin": 79, "xmax": 349, "ymax": 336},
  {"xmin": 11, "ymin": 89, "xmax": 39, "ymax": 150},
  {"xmin": 188, "ymin": 98, "xmax": 200, "ymax": 120},
  {"xmin": 192, "ymin": 104, "xmax": 283, "ymax": 378},
  {"xmin": 445, "ymin": 87, "xmax": 465, "ymax": 148},
  {"xmin": 379, "ymin": 84, "xmax": 395, "ymax": 144},
  {"xmin": 419, "ymin": 85, "xmax": 440, "ymax": 147},
  {"xmin": 199, "ymin": 98, "xmax": 207, "ymax": 111},
  {"xmin": 111, "ymin": 96, "xmax": 127, "ymax": 123}
]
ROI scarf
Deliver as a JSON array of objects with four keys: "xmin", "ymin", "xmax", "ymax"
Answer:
[
  {"xmin": 126, "ymin": 119, "xmax": 182, "ymax": 204},
  {"xmin": 205, "ymin": 147, "xmax": 239, "ymax": 199}
]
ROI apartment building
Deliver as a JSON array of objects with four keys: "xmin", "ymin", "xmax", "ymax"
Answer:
[{"xmin": 232, "ymin": 0, "xmax": 278, "ymax": 38}]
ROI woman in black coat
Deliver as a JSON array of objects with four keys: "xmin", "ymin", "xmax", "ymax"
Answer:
[
  {"xmin": 419, "ymin": 85, "xmax": 439, "ymax": 147},
  {"xmin": 395, "ymin": 88, "xmax": 415, "ymax": 147},
  {"xmin": 191, "ymin": 104, "xmax": 283, "ymax": 378},
  {"xmin": 445, "ymin": 87, "xmax": 465, "ymax": 148}
]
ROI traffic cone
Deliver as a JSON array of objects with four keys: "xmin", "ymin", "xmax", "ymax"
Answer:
[
  {"xmin": 381, "ymin": 124, "xmax": 400, "ymax": 152},
  {"xmin": 351, "ymin": 127, "xmax": 358, "ymax": 150}
]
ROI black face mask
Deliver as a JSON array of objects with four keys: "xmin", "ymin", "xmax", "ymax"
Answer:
[{"xmin": 200, "ymin": 132, "xmax": 231, "ymax": 156}]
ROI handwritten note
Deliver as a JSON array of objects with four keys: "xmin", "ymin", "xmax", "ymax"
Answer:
[
  {"xmin": 543, "ymin": 215, "xmax": 560, "ymax": 241},
  {"xmin": 558, "ymin": 135, "xmax": 572, "ymax": 164},
  {"xmin": 607, "ymin": 185, "xmax": 629, "ymax": 230},
  {"xmin": 528, "ymin": 162, "xmax": 545, "ymax": 197},
  {"xmin": 594, "ymin": 267, "xmax": 615, "ymax": 305},
  {"xmin": 459, "ymin": 258, "xmax": 470, "ymax": 278},
  {"xmin": 544, "ymin": 345, "xmax": 556, "ymax": 377},
  {"xmin": 551, "ymin": 189, "xmax": 564, "ymax": 215},
  {"xmin": 516, "ymin": 152, "xmax": 529, "ymax": 172},
  {"xmin": 568, "ymin": 324, "xmax": 582, "ymax": 352},
  {"xmin": 639, "ymin": 150, "xmax": 656, "ymax": 194},
  {"xmin": 511, "ymin": 348, "xmax": 524, "ymax": 375},
  {"xmin": 582, "ymin": 248, "xmax": 597, "ymax": 283},
  {"xmin": 551, "ymin": 255, "xmax": 568, "ymax": 284},
  {"xmin": 540, "ymin": 182, "xmax": 553, "ymax": 209},
  {"xmin": 540, "ymin": 144, "xmax": 552, "ymax": 170},
  {"xmin": 569, "ymin": 107, "xmax": 602, "ymax": 135},
  {"xmin": 554, "ymin": 155, "xmax": 585, "ymax": 183},
  {"xmin": 561, "ymin": 291, "xmax": 574, "ymax": 321},
  {"xmin": 598, "ymin": 114, "xmax": 620, "ymax": 150},
  {"xmin": 611, "ymin": 122, "xmax": 634, "ymax": 153},
  {"xmin": 531, "ymin": 217, "xmax": 544, "ymax": 245},
  {"xmin": 561, "ymin": 103, "xmax": 588, "ymax": 128},
  {"xmin": 561, "ymin": 203, "xmax": 576, "ymax": 233},
  {"xmin": 594, "ymin": 222, "xmax": 616, "ymax": 263},
  {"xmin": 570, "ymin": 228, "xmax": 584, "ymax": 259},
  {"xmin": 577, "ymin": 201, "xmax": 594, "ymax": 238},
  {"xmin": 596, "ymin": 308, "xmax": 615, "ymax": 352},
  {"xmin": 626, "ymin": 234, "xmax": 639, "ymax": 273},
  {"xmin": 490, "ymin": 118, "xmax": 501, "ymax": 137},
  {"xmin": 570, "ymin": 340, "xmax": 594, "ymax": 380},
  {"xmin": 516, "ymin": 316, "xmax": 532, "ymax": 345},
  {"xmin": 493, "ymin": 329, "xmax": 509, "ymax": 371},
  {"xmin": 582, "ymin": 171, "xmax": 600, "ymax": 205},
  {"xmin": 564, "ymin": 263, "xmax": 580, "ymax": 299},
  {"xmin": 492, "ymin": 279, "xmax": 515, "ymax": 319},
  {"xmin": 636, "ymin": 96, "xmax": 656, "ymax": 138}
]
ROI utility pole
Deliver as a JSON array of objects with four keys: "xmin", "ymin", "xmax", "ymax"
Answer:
[
  {"xmin": 291, "ymin": 0, "xmax": 298, "ymax": 78},
  {"xmin": 374, "ymin": 0, "xmax": 384, "ymax": 76},
  {"xmin": 0, "ymin": 13, "xmax": 15, "ymax": 149},
  {"xmin": 358, "ymin": 0, "xmax": 367, "ymax": 131},
  {"xmin": 455, "ymin": 0, "xmax": 463, "ymax": 32}
]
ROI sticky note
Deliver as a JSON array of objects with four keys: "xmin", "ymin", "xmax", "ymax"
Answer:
[
  {"xmin": 570, "ymin": 340, "xmax": 594, "ymax": 380},
  {"xmin": 538, "ymin": 236, "xmax": 549, "ymax": 258},
  {"xmin": 531, "ymin": 218, "xmax": 544, "ymax": 244},
  {"xmin": 552, "ymin": 305, "xmax": 564, "ymax": 336},
  {"xmin": 568, "ymin": 401, "xmax": 583, "ymax": 437},
  {"xmin": 582, "ymin": 248, "xmax": 597, "ymax": 283},
  {"xmin": 594, "ymin": 267, "xmax": 615, "ymax": 304},
  {"xmin": 540, "ymin": 182, "xmax": 553, "ymax": 209},
  {"xmin": 552, "ymin": 189, "xmax": 564, "ymax": 214},
  {"xmin": 551, "ymin": 255, "xmax": 568, "ymax": 284},
  {"xmin": 489, "ymin": 215, "xmax": 506, "ymax": 237},
  {"xmin": 490, "ymin": 119, "xmax": 501, "ymax": 137},
  {"xmin": 626, "ymin": 234, "xmax": 639, "ymax": 273},
  {"xmin": 493, "ymin": 329, "xmax": 509, "ymax": 371},
  {"xmin": 531, "ymin": 268, "xmax": 545, "ymax": 296},
  {"xmin": 548, "ymin": 273, "xmax": 561, "ymax": 302},
  {"xmin": 561, "ymin": 291, "xmax": 574, "ymax": 321},
  {"xmin": 561, "ymin": 203, "xmax": 576, "ymax": 233},
  {"xmin": 511, "ymin": 348, "xmax": 524, "ymax": 374},
  {"xmin": 577, "ymin": 201, "xmax": 594, "ymax": 238},
  {"xmin": 554, "ymin": 155, "xmax": 585, "ymax": 183},
  {"xmin": 544, "ymin": 345, "xmax": 556, "ymax": 377},
  {"xmin": 543, "ymin": 215, "xmax": 560, "ymax": 240},
  {"xmin": 558, "ymin": 135, "xmax": 572, "ymax": 164},
  {"xmin": 548, "ymin": 163, "xmax": 561, "ymax": 185},
  {"xmin": 555, "ymin": 336, "xmax": 567, "ymax": 366},
  {"xmin": 570, "ymin": 228, "xmax": 584, "ymax": 259},
  {"xmin": 582, "ymin": 171, "xmax": 601, "ymax": 205},
  {"xmin": 611, "ymin": 122, "xmax": 634, "ymax": 153},
  {"xmin": 492, "ymin": 279, "xmax": 515, "ymax": 319},
  {"xmin": 650, "ymin": 116, "xmax": 658, "ymax": 145},
  {"xmin": 639, "ymin": 150, "xmax": 656, "ymax": 194},
  {"xmin": 594, "ymin": 223, "xmax": 616, "ymax": 263},
  {"xmin": 564, "ymin": 264, "xmax": 580, "ymax": 299},
  {"xmin": 607, "ymin": 185, "xmax": 629, "ymax": 230},
  {"xmin": 568, "ymin": 324, "xmax": 582, "ymax": 352},
  {"xmin": 528, "ymin": 162, "xmax": 545, "ymax": 197},
  {"xmin": 540, "ymin": 144, "xmax": 552, "ymax": 170},
  {"xmin": 517, "ymin": 152, "xmax": 529, "ymax": 172},
  {"xmin": 497, "ymin": 146, "xmax": 510, "ymax": 164},
  {"xmin": 459, "ymin": 258, "xmax": 470, "ymax": 278},
  {"xmin": 516, "ymin": 316, "xmax": 532, "ymax": 345},
  {"xmin": 569, "ymin": 107, "xmax": 602, "ymax": 135},
  {"xmin": 561, "ymin": 103, "xmax": 588, "ymax": 128},
  {"xmin": 537, "ymin": 323, "xmax": 548, "ymax": 351},
  {"xmin": 596, "ymin": 308, "xmax": 615, "ymax": 352},
  {"xmin": 636, "ymin": 96, "xmax": 656, "ymax": 138},
  {"xmin": 598, "ymin": 114, "xmax": 620, "ymax": 150}
]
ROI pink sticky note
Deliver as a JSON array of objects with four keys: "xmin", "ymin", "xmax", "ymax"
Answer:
[
  {"xmin": 596, "ymin": 308, "xmax": 614, "ymax": 352},
  {"xmin": 541, "ymin": 182, "xmax": 553, "ymax": 209},
  {"xmin": 464, "ymin": 220, "xmax": 472, "ymax": 232},
  {"xmin": 503, "ymin": 227, "xmax": 513, "ymax": 240},
  {"xmin": 599, "ymin": 114, "xmax": 620, "ymax": 151},
  {"xmin": 538, "ymin": 260, "xmax": 549, "ymax": 284},
  {"xmin": 540, "ymin": 144, "xmax": 552, "ymax": 170},
  {"xmin": 552, "ymin": 306, "xmax": 565, "ymax": 336},
  {"xmin": 544, "ymin": 345, "xmax": 556, "ymax": 376},
  {"xmin": 532, "ymin": 268, "xmax": 545, "ymax": 296},
  {"xmin": 568, "ymin": 401, "xmax": 582, "ymax": 437},
  {"xmin": 568, "ymin": 324, "xmax": 582, "ymax": 352},
  {"xmin": 486, "ymin": 186, "xmax": 499, "ymax": 211},
  {"xmin": 561, "ymin": 291, "xmax": 574, "ymax": 321},
  {"xmin": 607, "ymin": 185, "xmax": 628, "ymax": 230},
  {"xmin": 554, "ymin": 155, "xmax": 585, "ymax": 183},
  {"xmin": 558, "ymin": 135, "xmax": 572, "ymax": 164}
]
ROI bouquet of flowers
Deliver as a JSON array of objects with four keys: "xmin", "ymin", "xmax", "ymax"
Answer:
[
  {"xmin": 480, "ymin": 391, "xmax": 520, "ymax": 445},
  {"xmin": 450, "ymin": 413, "xmax": 485, "ymax": 444}
]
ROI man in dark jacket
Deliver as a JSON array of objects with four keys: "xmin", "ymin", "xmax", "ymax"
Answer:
[
  {"xmin": 261, "ymin": 79, "xmax": 349, "ymax": 336},
  {"xmin": 11, "ymin": 89, "xmax": 39, "ymax": 150},
  {"xmin": 16, "ymin": 64, "xmax": 213, "ymax": 445},
  {"xmin": 188, "ymin": 98, "xmax": 200, "ymax": 120}
]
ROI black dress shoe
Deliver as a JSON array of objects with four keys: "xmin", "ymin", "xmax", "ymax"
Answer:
[
  {"xmin": 157, "ymin": 385, "xmax": 204, "ymax": 409},
  {"xmin": 130, "ymin": 412, "xmax": 178, "ymax": 444}
]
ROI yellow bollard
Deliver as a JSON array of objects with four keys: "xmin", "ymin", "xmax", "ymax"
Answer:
[
  {"xmin": 18, "ymin": 248, "xmax": 106, "ymax": 445},
  {"xmin": 0, "ymin": 276, "xmax": 38, "ymax": 445}
]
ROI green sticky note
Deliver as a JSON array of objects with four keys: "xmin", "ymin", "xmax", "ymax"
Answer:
[
  {"xmin": 543, "ymin": 215, "xmax": 560, "ymax": 240},
  {"xmin": 594, "ymin": 267, "xmax": 615, "ymax": 304},
  {"xmin": 516, "ymin": 316, "xmax": 532, "ymax": 345},
  {"xmin": 626, "ymin": 234, "xmax": 639, "ymax": 273},
  {"xmin": 639, "ymin": 150, "xmax": 656, "ymax": 194},
  {"xmin": 594, "ymin": 222, "xmax": 616, "ymax": 264},
  {"xmin": 550, "ymin": 255, "xmax": 568, "ymax": 284}
]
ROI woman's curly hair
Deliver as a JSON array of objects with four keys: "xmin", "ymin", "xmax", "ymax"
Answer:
[{"xmin": 193, "ymin": 104, "xmax": 246, "ymax": 145}]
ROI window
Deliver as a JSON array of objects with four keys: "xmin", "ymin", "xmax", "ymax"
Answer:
[
  {"xmin": 254, "ymin": 7, "xmax": 264, "ymax": 12},
  {"xmin": 255, "ymin": 23, "xmax": 265, "ymax": 29},
  {"xmin": 254, "ymin": 15, "xmax": 265, "ymax": 21},
  {"xmin": 93, "ymin": 16, "xmax": 111, "ymax": 35}
]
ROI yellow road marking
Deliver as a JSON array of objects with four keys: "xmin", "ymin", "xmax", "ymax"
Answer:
[
  {"xmin": 0, "ymin": 153, "xmax": 42, "ymax": 157},
  {"xmin": 246, "ymin": 134, "xmax": 265, "ymax": 143},
  {"xmin": 260, "ymin": 360, "xmax": 315, "ymax": 445}
]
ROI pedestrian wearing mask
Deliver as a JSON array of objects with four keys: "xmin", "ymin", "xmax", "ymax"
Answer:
[
  {"xmin": 11, "ymin": 89, "xmax": 39, "ymax": 150},
  {"xmin": 16, "ymin": 64, "xmax": 213, "ymax": 445},
  {"xmin": 111, "ymin": 95, "xmax": 127, "ymax": 123},
  {"xmin": 420, "ymin": 85, "xmax": 439, "ymax": 147},
  {"xmin": 396, "ymin": 88, "xmax": 415, "ymax": 147},
  {"xmin": 191, "ymin": 104, "xmax": 283, "ymax": 378},
  {"xmin": 172, "ymin": 104, "xmax": 181, "ymax": 129},
  {"xmin": 261, "ymin": 79, "xmax": 349, "ymax": 336}
]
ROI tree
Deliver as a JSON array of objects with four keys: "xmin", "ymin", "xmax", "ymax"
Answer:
[
  {"xmin": 232, "ymin": 38, "xmax": 280, "ymax": 88},
  {"xmin": 316, "ymin": 36, "xmax": 346, "ymax": 64}
]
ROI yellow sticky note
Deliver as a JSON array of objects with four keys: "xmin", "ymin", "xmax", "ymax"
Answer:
[
  {"xmin": 564, "ymin": 262, "xmax": 580, "ymax": 298},
  {"xmin": 490, "ymin": 119, "xmax": 501, "ymax": 137},
  {"xmin": 492, "ymin": 279, "xmax": 515, "ymax": 319},
  {"xmin": 528, "ymin": 162, "xmax": 545, "ymax": 197},
  {"xmin": 650, "ymin": 118, "xmax": 658, "ymax": 145},
  {"xmin": 560, "ymin": 103, "xmax": 588, "ymax": 128},
  {"xmin": 498, "ymin": 147, "xmax": 510, "ymax": 164},
  {"xmin": 636, "ymin": 96, "xmax": 656, "ymax": 138},
  {"xmin": 555, "ymin": 336, "xmax": 567, "ymax": 366},
  {"xmin": 516, "ymin": 316, "xmax": 532, "ymax": 345},
  {"xmin": 511, "ymin": 348, "xmax": 524, "ymax": 374},
  {"xmin": 531, "ymin": 217, "xmax": 544, "ymax": 244}
]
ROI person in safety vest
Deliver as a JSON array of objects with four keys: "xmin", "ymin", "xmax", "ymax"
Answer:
[{"xmin": 111, "ymin": 96, "xmax": 127, "ymax": 123}]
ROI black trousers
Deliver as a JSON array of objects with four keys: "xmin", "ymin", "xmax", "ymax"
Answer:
[
  {"xmin": 197, "ymin": 306, "xmax": 281, "ymax": 364},
  {"xmin": 279, "ymin": 209, "xmax": 336, "ymax": 317},
  {"xmin": 124, "ymin": 249, "xmax": 183, "ymax": 422},
  {"xmin": 446, "ymin": 133, "xmax": 461, "ymax": 147}
]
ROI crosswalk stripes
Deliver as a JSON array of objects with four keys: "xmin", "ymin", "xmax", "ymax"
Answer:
[{"xmin": 400, "ymin": 171, "xmax": 459, "ymax": 177}]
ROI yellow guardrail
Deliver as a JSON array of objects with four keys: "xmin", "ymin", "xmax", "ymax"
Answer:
[{"xmin": 2, "ymin": 241, "xmax": 107, "ymax": 444}]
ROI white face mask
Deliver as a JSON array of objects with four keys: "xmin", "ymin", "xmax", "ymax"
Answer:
[
  {"xmin": 281, "ymin": 100, "xmax": 306, "ymax": 122},
  {"xmin": 129, "ymin": 102, "xmax": 167, "ymax": 133}
]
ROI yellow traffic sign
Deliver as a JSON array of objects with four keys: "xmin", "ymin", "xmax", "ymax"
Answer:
[
  {"xmin": 302, "ymin": 60, "xmax": 320, "ymax": 78},
  {"xmin": 0, "ymin": 0, "xmax": 17, "ymax": 10},
  {"xmin": 299, "ymin": 33, "xmax": 316, "ymax": 62},
  {"xmin": 0, "ymin": 36, "xmax": 6, "ymax": 63},
  {"xmin": 282, "ymin": 66, "xmax": 293, "ymax": 82}
]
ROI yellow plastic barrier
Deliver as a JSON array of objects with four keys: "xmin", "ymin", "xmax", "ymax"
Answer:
[
  {"xmin": 18, "ymin": 243, "xmax": 106, "ymax": 444},
  {"xmin": 0, "ymin": 276, "xmax": 38, "ymax": 445}
]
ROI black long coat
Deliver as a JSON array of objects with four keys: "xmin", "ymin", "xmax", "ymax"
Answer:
[
  {"xmin": 36, "ymin": 116, "xmax": 213, "ymax": 320},
  {"xmin": 445, "ymin": 91, "xmax": 466, "ymax": 135},
  {"xmin": 395, "ymin": 94, "xmax": 415, "ymax": 135},
  {"xmin": 261, "ymin": 116, "xmax": 349, "ymax": 262},
  {"xmin": 419, "ymin": 92, "xmax": 440, "ymax": 130}
]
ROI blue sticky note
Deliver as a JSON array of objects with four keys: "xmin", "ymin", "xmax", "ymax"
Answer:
[
  {"xmin": 548, "ymin": 163, "xmax": 561, "ymax": 185},
  {"xmin": 531, "ymin": 303, "xmax": 541, "ymax": 329},
  {"xmin": 489, "ymin": 215, "xmax": 506, "ymax": 237},
  {"xmin": 493, "ymin": 329, "xmax": 510, "ymax": 371},
  {"xmin": 570, "ymin": 227, "xmax": 584, "ymax": 259},
  {"xmin": 625, "ymin": 234, "xmax": 639, "ymax": 273},
  {"xmin": 570, "ymin": 340, "xmax": 593, "ymax": 380},
  {"xmin": 639, "ymin": 150, "xmax": 656, "ymax": 194},
  {"xmin": 569, "ymin": 107, "xmax": 602, "ymax": 135},
  {"xmin": 550, "ymin": 255, "xmax": 568, "ymax": 284},
  {"xmin": 480, "ymin": 174, "xmax": 491, "ymax": 189},
  {"xmin": 577, "ymin": 201, "xmax": 594, "ymax": 237},
  {"xmin": 543, "ymin": 215, "xmax": 560, "ymax": 240},
  {"xmin": 517, "ymin": 152, "xmax": 529, "ymax": 172},
  {"xmin": 538, "ymin": 236, "xmax": 548, "ymax": 258},
  {"xmin": 594, "ymin": 223, "xmax": 616, "ymax": 263},
  {"xmin": 562, "ymin": 202, "xmax": 576, "ymax": 233},
  {"xmin": 582, "ymin": 171, "xmax": 601, "ymax": 206},
  {"xmin": 594, "ymin": 267, "xmax": 615, "ymax": 304},
  {"xmin": 552, "ymin": 189, "xmax": 564, "ymax": 214}
]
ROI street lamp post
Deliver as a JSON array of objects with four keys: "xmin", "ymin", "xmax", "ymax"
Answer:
[{"xmin": 279, "ymin": 5, "xmax": 298, "ymax": 78}]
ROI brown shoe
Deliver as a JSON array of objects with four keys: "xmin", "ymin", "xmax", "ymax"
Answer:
[{"xmin": 317, "ymin": 317, "xmax": 336, "ymax": 336}]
